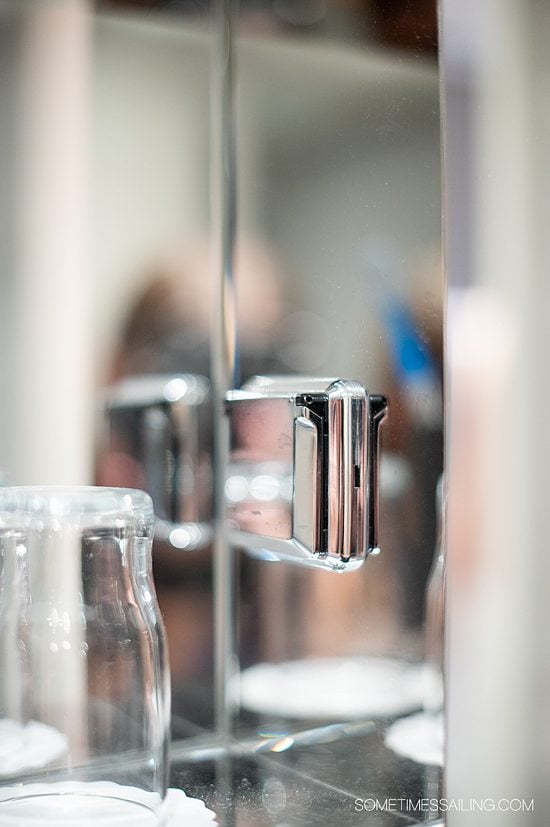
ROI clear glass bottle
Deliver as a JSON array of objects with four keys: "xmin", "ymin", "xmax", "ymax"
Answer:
[{"xmin": 0, "ymin": 486, "xmax": 170, "ymax": 825}]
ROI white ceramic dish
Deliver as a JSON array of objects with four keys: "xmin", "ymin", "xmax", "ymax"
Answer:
[{"xmin": 237, "ymin": 657, "xmax": 426, "ymax": 719}]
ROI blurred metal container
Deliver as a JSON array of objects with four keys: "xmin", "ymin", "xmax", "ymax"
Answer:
[{"xmin": 104, "ymin": 374, "xmax": 212, "ymax": 550}]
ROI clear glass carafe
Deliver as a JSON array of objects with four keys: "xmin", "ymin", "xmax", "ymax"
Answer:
[{"xmin": 0, "ymin": 487, "xmax": 170, "ymax": 825}]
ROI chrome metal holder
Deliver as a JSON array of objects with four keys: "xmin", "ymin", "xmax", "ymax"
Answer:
[
  {"xmin": 105, "ymin": 374, "xmax": 212, "ymax": 550},
  {"xmin": 226, "ymin": 376, "xmax": 387, "ymax": 571}
]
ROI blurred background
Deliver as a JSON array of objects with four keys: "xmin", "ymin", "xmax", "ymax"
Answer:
[
  {"xmin": 2, "ymin": 2, "xmax": 550, "ymax": 824},
  {"xmin": 0, "ymin": 0, "xmax": 442, "ymax": 729},
  {"xmin": 0, "ymin": 0, "xmax": 444, "ymax": 813}
]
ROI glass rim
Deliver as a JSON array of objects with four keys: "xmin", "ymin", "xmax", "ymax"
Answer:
[{"xmin": 0, "ymin": 486, "xmax": 154, "ymax": 524}]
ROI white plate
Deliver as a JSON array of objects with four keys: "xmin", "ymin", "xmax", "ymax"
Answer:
[
  {"xmin": 0, "ymin": 720, "xmax": 68, "ymax": 777},
  {"xmin": 237, "ymin": 657, "xmax": 426, "ymax": 719},
  {"xmin": 384, "ymin": 711, "xmax": 444, "ymax": 766},
  {"xmin": 0, "ymin": 782, "xmax": 217, "ymax": 826}
]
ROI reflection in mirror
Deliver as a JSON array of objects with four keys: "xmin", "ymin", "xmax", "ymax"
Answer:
[
  {"xmin": 91, "ymin": 1, "xmax": 216, "ymax": 730},
  {"xmin": 231, "ymin": 0, "xmax": 443, "ymax": 811},
  {"xmin": 92, "ymin": 0, "xmax": 443, "ymax": 798},
  {"xmin": 0, "ymin": 0, "xmax": 443, "ymax": 820}
]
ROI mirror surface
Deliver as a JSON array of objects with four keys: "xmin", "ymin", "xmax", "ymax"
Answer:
[{"xmin": 0, "ymin": 0, "xmax": 443, "ymax": 820}]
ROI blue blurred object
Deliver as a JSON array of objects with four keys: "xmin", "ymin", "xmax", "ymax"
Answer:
[
  {"xmin": 380, "ymin": 290, "xmax": 442, "ymax": 428},
  {"xmin": 382, "ymin": 294, "xmax": 437, "ymax": 379}
]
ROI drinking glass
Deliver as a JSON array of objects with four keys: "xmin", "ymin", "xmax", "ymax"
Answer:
[{"xmin": 0, "ymin": 487, "xmax": 170, "ymax": 825}]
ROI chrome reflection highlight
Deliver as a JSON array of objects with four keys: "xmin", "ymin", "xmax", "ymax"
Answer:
[
  {"xmin": 104, "ymin": 374, "xmax": 212, "ymax": 550},
  {"xmin": 227, "ymin": 375, "xmax": 387, "ymax": 569}
]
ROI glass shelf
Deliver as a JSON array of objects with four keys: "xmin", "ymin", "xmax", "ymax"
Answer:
[{"xmin": 171, "ymin": 717, "xmax": 443, "ymax": 827}]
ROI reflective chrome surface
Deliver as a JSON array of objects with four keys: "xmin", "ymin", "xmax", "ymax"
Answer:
[
  {"xmin": 105, "ymin": 374, "xmax": 212, "ymax": 549},
  {"xmin": 227, "ymin": 375, "xmax": 387, "ymax": 570}
]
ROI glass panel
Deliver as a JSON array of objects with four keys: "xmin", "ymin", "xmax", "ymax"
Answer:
[
  {"xmin": 0, "ymin": 1, "xmax": 443, "ymax": 822},
  {"xmin": 90, "ymin": 1, "xmax": 216, "ymax": 731},
  {"xmin": 231, "ymin": 0, "xmax": 444, "ymax": 813}
]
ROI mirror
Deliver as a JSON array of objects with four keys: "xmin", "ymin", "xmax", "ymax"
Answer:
[{"xmin": 0, "ymin": 0, "xmax": 443, "ymax": 821}]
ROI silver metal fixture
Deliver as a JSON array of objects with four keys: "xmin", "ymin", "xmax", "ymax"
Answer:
[
  {"xmin": 226, "ymin": 376, "xmax": 387, "ymax": 570},
  {"xmin": 105, "ymin": 374, "xmax": 212, "ymax": 549}
]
